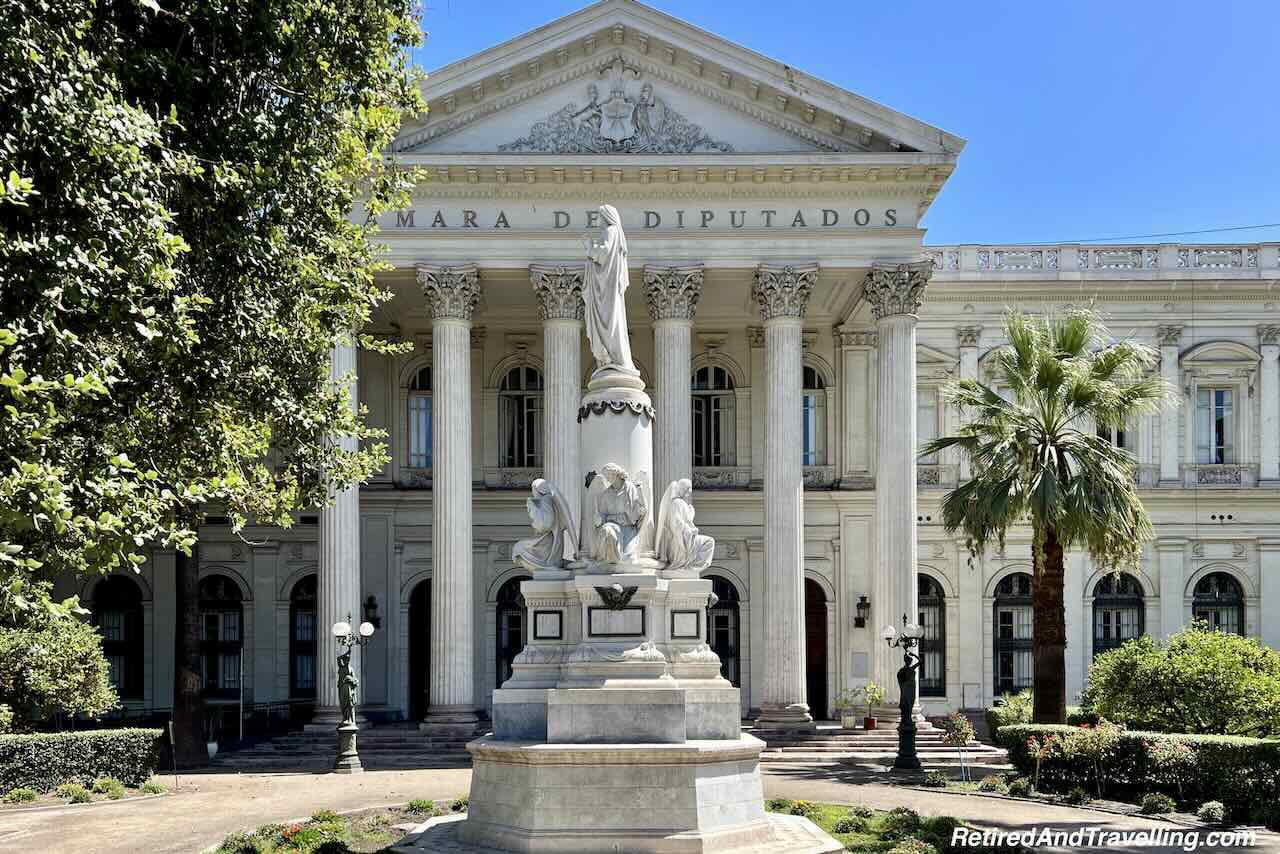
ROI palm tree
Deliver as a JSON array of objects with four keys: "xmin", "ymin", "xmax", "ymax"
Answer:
[{"xmin": 922, "ymin": 308, "xmax": 1170, "ymax": 723}]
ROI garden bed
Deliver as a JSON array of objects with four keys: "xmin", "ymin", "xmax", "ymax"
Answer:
[
  {"xmin": 208, "ymin": 798, "xmax": 469, "ymax": 853},
  {"xmin": 1, "ymin": 776, "xmax": 168, "ymax": 809}
]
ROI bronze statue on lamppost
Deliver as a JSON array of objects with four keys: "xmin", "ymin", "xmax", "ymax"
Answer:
[
  {"xmin": 881, "ymin": 613, "xmax": 925, "ymax": 770},
  {"xmin": 332, "ymin": 615, "xmax": 376, "ymax": 774}
]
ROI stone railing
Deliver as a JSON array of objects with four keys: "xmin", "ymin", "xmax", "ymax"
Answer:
[
  {"xmin": 399, "ymin": 467, "xmax": 432, "ymax": 489},
  {"xmin": 1181, "ymin": 464, "xmax": 1259, "ymax": 488},
  {"xmin": 924, "ymin": 243, "xmax": 1278, "ymax": 278},
  {"xmin": 917, "ymin": 464, "xmax": 959, "ymax": 489},
  {"xmin": 1134, "ymin": 464, "xmax": 1159, "ymax": 489},
  {"xmin": 802, "ymin": 465, "xmax": 837, "ymax": 488},
  {"xmin": 692, "ymin": 466, "xmax": 752, "ymax": 490},
  {"xmin": 483, "ymin": 467, "xmax": 543, "ymax": 489}
]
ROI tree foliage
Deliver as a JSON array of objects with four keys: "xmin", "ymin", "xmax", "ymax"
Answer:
[
  {"xmin": 923, "ymin": 308, "xmax": 1171, "ymax": 722},
  {"xmin": 0, "ymin": 0, "xmax": 423, "ymax": 627},
  {"xmin": 1082, "ymin": 623, "xmax": 1280, "ymax": 737},
  {"xmin": 0, "ymin": 617, "xmax": 119, "ymax": 724}
]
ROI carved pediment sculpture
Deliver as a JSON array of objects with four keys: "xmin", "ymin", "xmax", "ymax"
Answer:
[{"xmin": 499, "ymin": 60, "xmax": 733, "ymax": 155}]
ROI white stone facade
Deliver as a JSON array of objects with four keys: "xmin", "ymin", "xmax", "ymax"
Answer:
[{"xmin": 58, "ymin": 2, "xmax": 1280, "ymax": 729}]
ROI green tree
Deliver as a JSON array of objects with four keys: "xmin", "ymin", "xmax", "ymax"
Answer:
[
  {"xmin": 1083, "ymin": 623, "xmax": 1280, "ymax": 736},
  {"xmin": 923, "ymin": 309, "xmax": 1169, "ymax": 723},
  {"xmin": 0, "ymin": 617, "xmax": 119, "ymax": 726},
  {"xmin": 2, "ymin": 0, "xmax": 422, "ymax": 761}
]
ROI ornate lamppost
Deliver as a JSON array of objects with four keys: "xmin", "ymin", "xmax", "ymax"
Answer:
[
  {"xmin": 332, "ymin": 615, "xmax": 376, "ymax": 774},
  {"xmin": 881, "ymin": 613, "xmax": 925, "ymax": 770}
]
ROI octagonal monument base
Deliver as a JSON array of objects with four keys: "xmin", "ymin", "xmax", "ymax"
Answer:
[{"xmin": 390, "ymin": 735, "xmax": 841, "ymax": 854}]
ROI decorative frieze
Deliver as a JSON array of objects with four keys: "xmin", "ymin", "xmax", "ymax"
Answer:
[
  {"xmin": 752, "ymin": 264, "xmax": 818, "ymax": 321},
  {"xmin": 863, "ymin": 262, "xmax": 931, "ymax": 320},
  {"xmin": 418, "ymin": 264, "xmax": 481, "ymax": 321},
  {"xmin": 836, "ymin": 328, "xmax": 877, "ymax": 348},
  {"xmin": 644, "ymin": 265, "xmax": 704, "ymax": 321},
  {"xmin": 529, "ymin": 264, "xmax": 584, "ymax": 321}
]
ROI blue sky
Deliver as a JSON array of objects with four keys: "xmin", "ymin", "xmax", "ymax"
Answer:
[{"xmin": 408, "ymin": 0, "xmax": 1279, "ymax": 246}]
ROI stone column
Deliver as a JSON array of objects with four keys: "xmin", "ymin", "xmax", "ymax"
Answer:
[
  {"xmin": 418, "ymin": 264, "xmax": 482, "ymax": 727},
  {"xmin": 314, "ymin": 341, "xmax": 363, "ymax": 725},
  {"xmin": 865, "ymin": 262, "xmax": 931, "ymax": 705},
  {"xmin": 1157, "ymin": 325, "xmax": 1183, "ymax": 485},
  {"xmin": 752, "ymin": 264, "xmax": 818, "ymax": 730},
  {"xmin": 1259, "ymin": 325, "xmax": 1280, "ymax": 484},
  {"xmin": 530, "ymin": 265, "xmax": 584, "ymax": 536},
  {"xmin": 956, "ymin": 326, "xmax": 982, "ymax": 482},
  {"xmin": 1156, "ymin": 537, "xmax": 1186, "ymax": 637},
  {"xmin": 645, "ymin": 265, "xmax": 704, "ymax": 492}
]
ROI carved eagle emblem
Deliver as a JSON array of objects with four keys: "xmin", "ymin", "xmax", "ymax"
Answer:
[{"xmin": 594, "ymin": 583, "xmax": 638, "ymax": 610}]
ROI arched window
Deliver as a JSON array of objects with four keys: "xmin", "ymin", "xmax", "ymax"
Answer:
[
  {"xmin": 495, "ymin": 576, "xmax": 530, "ymax": 689},
  {"xmin": 917, "ymin": 388, "xmax": 940, "ymax": 464},
  {"xmin": 199, "ymin": 575, "xmax": 243, "ymax": 700},
  {"xmin": 500, "ymin": 366, "xmax": 543, "ymax": 468},
  {"xmin": 918, "ymin": 575, "xmax": 946, "ymax": 697},
  {"xmin": 1193, "ymin": 572, "xmax": 1245, "ymax": 635},
  {"xmin": 993, "ymin": 572, "xmax": 1033, "ymax": 696},
  {"xmin": 801, "ymin": 366, "xmax": 827, "ymax": 466},
  {"xmin": 93, "ymin": 576, "xmax": 144, "ymax": 700},
  {"xmin": 289, "ymin": 575, "xmax": 318, "ymax": 699},
  {"xmin": 707, "ymin": 576, "xmax": 740, "ymax": 687},
  {"xmin": 692, "ymin": 365, "xmax": 735, "ymax": 467},
  {"xmin": 1092, "ymin": 573, "xmax": 1144, "ymax": 657},
  {"xmin": 408, "ymin": 366, "xmax": 432, "ymax": 469}
]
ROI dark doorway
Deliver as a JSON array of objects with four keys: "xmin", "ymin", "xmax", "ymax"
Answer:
[
  {"xmin": 495, "ymin": 576, "xmax": 530, "ymax": 689},
  {"xmin": 804, "ymin": 578, "xmax": 828, "ymax": 719},
  {"xmin": 706, "ymin": 575, "xmax": 741, "ymax": 686},
  {"xmin": 409, "ymin": 578, "xmax": 431, "ymax": 720}
]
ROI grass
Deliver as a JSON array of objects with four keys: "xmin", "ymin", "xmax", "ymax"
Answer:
[
  {"xmin": 0, "ymin": 779, "xmax": 168, "ymax": 808},
  {"xmin": 211, "ymin": 802, "xmax": 449, "ymax": 853},
  {"xmin": 764, "ymin": 800, "xmax": 998, "ymax": 854}
]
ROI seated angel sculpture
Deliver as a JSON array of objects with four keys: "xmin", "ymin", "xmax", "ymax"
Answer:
[
  {"xmin": 591, "ymin": 463, "xmax": 647, "ymax": 564},
  {"xmin": 512, "ymin": 479, "xmax": 576, "ymax": 573},
  {"xmin": 655, "ymin": 478, "xmax": 714, "ymax": 575}
]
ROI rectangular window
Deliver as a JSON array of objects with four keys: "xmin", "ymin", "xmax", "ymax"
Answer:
[
  {"xmin": 220, "ymin": 653, "xmax": 240, "ymax": 690},
  {"xmin": 802, "ymin": 394, "xmax": 817, "ymax": 465},
  {"xmin": 997, "ymin": 606, "xmax": 1032, "ymax": 641},
  {"xmin": 1096, "ymin": 424, "xmax": 1128, "ymax": 450},
  {"xmin": 917, "ymin": 390, "xmax": 939, "ymax": 464},
  {"xmin": 295, "ymin": 611, "xmax": 316, "ymax": 643},
  {"xmin": 295, "ymin": 654, "xmax": 315, "ymax": 691},
  {"xmin": 1196, "ymin": 388, "xmax": 1234, "ymax": 464},
  {"xmin": 99, "ymin": 611, "xmax": 123, "ymax": 642},
  {"xmin": 408, "ymin": 394, "xmax": 432, "ymax": 469}
]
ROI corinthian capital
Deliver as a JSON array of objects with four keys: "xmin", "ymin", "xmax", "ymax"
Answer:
[
  {"xmin": 1259, "ymin": 325, "xmax": 1280, "ymax": 347},
  {"xmin": 752, "ymin": 264, "xmax": 819, "ymax": 321},
  {"xmin": 863, "ymin": 262, "xmax": 931, "ymax": 321},
  {"xmin": 1156, "ymin": 324, "xmax": 1184, "ymax": 347},
  {"xmin": 418, "ymin": 264, "xmax": 481, "ymax": 321},
  {"xmin": 529, "ymin": 264, "xmax": 584, "ymax": 321},
  {"xmin": 644, "ymin": 264, "xmax": 704, "ymax": 321}
]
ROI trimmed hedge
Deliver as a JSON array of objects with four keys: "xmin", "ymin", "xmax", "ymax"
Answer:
[
  {"xmin": 0, "ymin": 729, "xmax": 162, "ymax": 792},
  {"xmin": 998, "ymin": 723, "xmax": 1280, "ymax": 819}
]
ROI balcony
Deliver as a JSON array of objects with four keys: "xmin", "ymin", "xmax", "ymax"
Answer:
[
  {"xmin": 917, "ymin": 464, "xmax": 959, "ymax": 489},
  {"xmin": 1181, "ymin": 464, "xmax": 1259, "ymax": 488}
]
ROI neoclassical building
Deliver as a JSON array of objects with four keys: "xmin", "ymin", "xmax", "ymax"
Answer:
[{"xmin": 62, "ymin": 1, "xmax": 1280, "ymax": 736}]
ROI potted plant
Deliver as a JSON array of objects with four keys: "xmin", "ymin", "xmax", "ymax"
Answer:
[
  {"xmin": 862, "ymin": 681, "xmax": 885, "ymax": 730},
  {"xmin": 833, "ymin": 689, "xmax": 863, "ymax": 730}
]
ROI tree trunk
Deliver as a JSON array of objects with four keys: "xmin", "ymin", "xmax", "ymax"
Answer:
[
  {"xmin": 1032, "ymin": 525, "xmax": 1068, "ymax": 723},
  {"xmin": 173, "ymin": 542, "xmax": 208, "ymax": 767}
]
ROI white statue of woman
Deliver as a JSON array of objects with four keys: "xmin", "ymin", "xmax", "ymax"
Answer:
[
  {"xmin": 512, "ymin": 479, "xmax": 576, "ymax": 573},
  {"xmin": 655, "ymin": 478, "xmax": 715, "ymax": 575},
  {"xmin": 590, "ymin": 463, "xmax": 647, "ymax": 564},
  {"xmin": 583, "ymin": 204, "xmax": 636, "ymax": 376}
]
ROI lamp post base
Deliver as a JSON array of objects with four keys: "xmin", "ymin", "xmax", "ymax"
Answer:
[{"xmin": 334, "ymin": 723, "xmax": 364, "ymax": 774}]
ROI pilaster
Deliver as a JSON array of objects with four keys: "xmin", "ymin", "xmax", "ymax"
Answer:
[
  {"xmin": 956, "ymin": 326, "xmax": 982, "ymax": 481},
  {"xmin": 1258, "ymin": 325, "xmax": 1280, "ymax": 484},
  {"xmin": 836, "ymin": 328, "xmax": 876, "ymax": 487},
  {"xmin": 645, "ymin": 264, "xmax": 704, "ymax": 492},
  {"xmin": 1157, "ymin": 325, "xmax": 1183, "ymax": 485},
  {"xmin": 1259, "ymin": 540, "xmax": 1280, "ymax": 649},
  {"xmin": 864, "ymin": 262, "xmax": 930, "ymax": 704},
  {"xmin": 418, "ymin": 264, "xmax": 482, "ymax": 726},
  {"xmin": 752, "ymin": 263, "xmax": 818, "ymax": 729},
  {"xmin": 1156, "ymin": 538, "xmax": 1186, "ymax": 638},
  {"xmin": 531, "ymin": 265, "xmax": 584, "ymax": 535}
]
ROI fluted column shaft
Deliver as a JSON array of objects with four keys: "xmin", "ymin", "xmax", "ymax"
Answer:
[
  {"xmin": 752, "ymin": 264, "xmax": 818, "ymax": 730},
  {"xmin": 316, "ymin": 341, "xmax": 361, "ymax": 719},
  {"xmin": 419, "ymin": 265, "xmax": 481, "ymax": 724},
  {"xmin": 866, "ymin": 263, "xmax": 930, "ymax": 706},
  {"xmin": 531, "ymin": 265, "xmax": 584, "ymax": 531},
  {"xmin": 645, "ymin": 265, "xmax": 703, "ymax": 491}
]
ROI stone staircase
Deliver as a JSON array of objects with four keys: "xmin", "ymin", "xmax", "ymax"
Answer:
[
  {"xmin": 754, "ymin": 722, "xmax": 1010, "ymax": 768},
  {"xmin": 209, "ymin": 722, "xmax": 475, "ymax": 772}
]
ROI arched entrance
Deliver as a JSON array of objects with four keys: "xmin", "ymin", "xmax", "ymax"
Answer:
[
  {"xmin": 495, "ymin": 576, "xmax": 530, "ymax": 689},
  {"xmin": 706, "ymin": 575, "xmax": 741, "ymax": 687},
  {"xmin": 804, "ymin": 578, "xmax": 828, "ymax": 719},
  {"xmin": 409, "ymin": 578, "xmax": 432, "ymax": 720}
]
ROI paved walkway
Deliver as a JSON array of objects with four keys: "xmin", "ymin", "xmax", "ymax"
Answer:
[{"xmin": 0, "ymin": 764, "xmax": 1274, "ymax": 853}]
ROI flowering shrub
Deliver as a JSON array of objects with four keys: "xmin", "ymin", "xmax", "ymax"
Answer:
[
  {"xmin": 1197, "ymin": 801, "xmax": 1226, "ymax": 824},
  {"xmin": 1025, "ymin": 733, "xmax": 1062, "ymax": 790},
  {"xmin": 1140, "ymin": 793, "xmax": 1177, "ymax": 815}
]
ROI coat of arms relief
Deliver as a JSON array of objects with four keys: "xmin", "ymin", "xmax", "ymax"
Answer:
[{"xmin": 499, "ymin": 58, "xmax": 734, "ymax": 155}]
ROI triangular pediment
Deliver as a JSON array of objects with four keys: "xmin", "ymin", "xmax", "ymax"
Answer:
[{"xmin": 394, "ymin": 0, "xmax": 964, "ymax": 157}]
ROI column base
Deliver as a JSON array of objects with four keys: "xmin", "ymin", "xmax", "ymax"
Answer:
[
  {"xmin": 753, "ymin": 702, "xmax": 815, "ymax": 731},
  {"xmin": 420, "ymin": 705, "xmax": 482, "ymax": 737}
]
